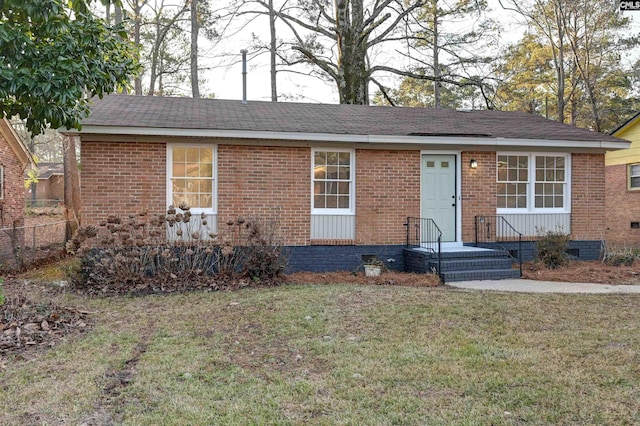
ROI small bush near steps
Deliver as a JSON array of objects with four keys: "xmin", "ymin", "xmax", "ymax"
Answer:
[
  {"xmin": 66, "ymin": 205, "xmax": 287, "ymax": 295},
  {"xmin": 534, "ymin": 230, "xmax": 570, "ymax": 269}
]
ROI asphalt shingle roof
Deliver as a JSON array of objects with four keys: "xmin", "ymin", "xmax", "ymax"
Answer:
[{"xmin": 81, "ymin": 95, "xmax": 622, "ymax": 143}]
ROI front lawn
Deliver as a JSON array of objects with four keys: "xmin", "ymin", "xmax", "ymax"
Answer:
[{"xmin": 1, "ymin": 282, "xmax": 639, "ymax": 424}]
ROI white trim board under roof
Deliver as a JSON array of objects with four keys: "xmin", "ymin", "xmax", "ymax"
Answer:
[{"xmin": 70, "ymin": 125, "xmax": 629, "ymax": 151}]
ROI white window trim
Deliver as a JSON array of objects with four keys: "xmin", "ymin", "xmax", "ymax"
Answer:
[
  {"xmin": 0, "ymin": 165, "xmax": 4, "ymax": 200},
  {"xmin": 629, "ymin": 164, "xmax": 640, "ymax": 190},
  {"xmin": 311, "ymin": 148, "xmax": 355, "ymax": 215},
  {"xmin": 166, "ymin": 143, "xmax": 217, "ymax": 214},
  {"xmin": 497, "ymin": 152, "xmax": 571, "ymax": 214}
]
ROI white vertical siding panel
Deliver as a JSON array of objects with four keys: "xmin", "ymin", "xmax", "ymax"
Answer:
[
  {"xmin": 167, "ymin": 213, "xmax": 217, "ymax": 240},
  {"xmin": 499, "ymin": 213, "xmax": 570, "ymax": 238},
  {"xmin": 311, "ymin": 215, "xmax": 355, "ymax": 240}
]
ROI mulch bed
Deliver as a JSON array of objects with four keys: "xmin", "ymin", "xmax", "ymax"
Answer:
[{"xmin": 522, "ymin": 260, "xmax": 640, "ymax": 285}]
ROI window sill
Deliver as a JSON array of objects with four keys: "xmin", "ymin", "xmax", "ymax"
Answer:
[
  {"xmin": 311, "ymin": 211, "xmax": 355, "ymax": 216},
  {"xmin": 496, "ymin": 209, "xmax": 571, "ymax": 214},
  {"xmin": 310, "ymin": 239, "xmax": 356, "ymax": 246}
]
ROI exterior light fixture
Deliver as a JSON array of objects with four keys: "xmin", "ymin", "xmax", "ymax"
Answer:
[{"xmin": 470, "ymin": 159, "xmax": 478, "ymax": 169}]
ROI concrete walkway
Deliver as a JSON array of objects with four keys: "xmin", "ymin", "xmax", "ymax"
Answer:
[{"xmin": 447, "ymin": 279, "xmax": 640, "ymax": 294}]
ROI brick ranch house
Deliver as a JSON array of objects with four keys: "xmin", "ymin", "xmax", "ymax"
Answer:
[
  {"xmin": 0, "ymin": 118, "xmax": 35, "ymax": 263},
  {"xmin": 69, "ymin": 95, "xmax": 628, "ymax": 280},
  {"xmin": 605, "ymin": 111, "xmax": 640, "ymax": 244}
]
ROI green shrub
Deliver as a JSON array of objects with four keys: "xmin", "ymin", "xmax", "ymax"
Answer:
[
  {"xmin": 0, "ymin": 278, "xmax": 4, "ymax": 306},
  {"xmin": 535, "ymin": 230, "xmax": 570, "ymax": 269}
]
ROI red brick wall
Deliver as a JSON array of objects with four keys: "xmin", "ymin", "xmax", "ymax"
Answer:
[
  {"xmin": 571, "ymin": 153, "xmax": 605, "ymax": 240},
  {"xmin": 81, "ymin": 141, "xmax": 166, "ymax": 225},
  {"xmin": 355, "ymin": 149, "xmax": 420, "ymax": 245},
  {"xmin": 461, "ymin": 151, "xmax": 496, "ymax": 241},
  {"xmin": 217, "ymin": 145, "xmax": 310, "ymax": 245},
  {"xmin": 0, "ymin": 133, "xmax": 27, "ymax": 261},
  {"xmin": 80, "ymin": 142, "xmax": 607, "ymax": 247},
  {"xmin": 605, "ymin": 163, "xmax": 640, "ymax": 244},
  {"xmin": 0, "ymin": 133, "xmax": 26, "ymax": 228}
]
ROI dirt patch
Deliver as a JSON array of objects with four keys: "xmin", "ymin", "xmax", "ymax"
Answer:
[
  {"xmin": 522, "ymin": 260, "xmax": 640, "ymax": 285},
  {"xmin": 284, "ymin": 270, "xmax": 441, "ymax": 287}
]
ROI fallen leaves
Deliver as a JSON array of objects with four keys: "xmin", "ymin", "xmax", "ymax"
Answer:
[{"xmin": 1, "ymin": 295, "xmax": 91, "ymax": 356}]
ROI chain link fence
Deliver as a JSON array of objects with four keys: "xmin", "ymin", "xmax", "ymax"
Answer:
[{"xmin": 0, "ymin": 220, "xmax": 69, "ymax": 270}]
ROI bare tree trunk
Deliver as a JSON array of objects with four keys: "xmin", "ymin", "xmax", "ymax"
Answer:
[
  {"xmin": 105, "ymin": 0, "xmax": 111, "ymax": 24},
  {"xmin": 133, "ymin": 0, "xmax": 143, "ymax": 95},
  {"xmin": 114, "ymin": 3, "xmax": 123, "ymax": 25},
  {"xmin": 555, "ymin": 5, "xmax": 566, "ymax": 123},
  {"xmin": 335, "ymin": 0, "xmax": 369, "ymax": 105},
  {"xmin": 148, "ymin": 4, "xmax": 188, "ymax": 96},
  {"xmin": 148, "ymin": 19, "xmax": 161, "ymax": 96},
  {"xmin": 63, "ymin": 136, "xmax": 81, "ymax": 241},
  {"xmin": 190, "ymin": 0, "xmax": 200, "ymax": 98},
  {"xmin": 269, "ymin": 0, "xmax": 278, "ymax": 102},
  {"xmin": 433, "ymin": 5, "xmax": 440, "ymax": 109}
]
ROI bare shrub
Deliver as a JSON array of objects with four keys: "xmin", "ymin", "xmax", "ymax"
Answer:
[
  {"xmin": 602, "ymin": 244, "xmax": 638, "ymax": 267},
  {"xmin": 535, "ymin": 229, "xmax": 570, "ymax": 269},
  {"xmin": 67, "ymin": 205, "xmax": 287, "ymax": 295}
]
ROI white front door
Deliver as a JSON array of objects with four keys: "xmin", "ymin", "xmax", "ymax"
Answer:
[{"xmin": 421, "ymin": 154, "xmax": 456, "ymax": 242}]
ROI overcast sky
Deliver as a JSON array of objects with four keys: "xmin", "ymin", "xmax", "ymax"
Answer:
[{"xmin": 198, "ymin": 1, "xmax": 639, "ymax": 104}]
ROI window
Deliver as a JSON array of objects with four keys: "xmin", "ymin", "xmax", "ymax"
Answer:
[
  {"xmin": 168, "ymin": 145, "xmax": 215, "ymax": 212},
  {"xmin": 629, "ymin": 164, "xmax": 640, "ymax": 189},
  {"xmin": 0, "ymin": 165, "xmax": 3, "ymax": 199},
  {"xmin": 312, "ymin": 149, "xmax": 354, "ymax": 212},
  {"xmin": 534, "ymin": 156, "xmax": 565, "ymax": 208},
  {"xmin": 497, "ymin": 155, "xmax": 528, "ymax": 208},
  {"xmin": 497, "ymin": 153, "xmax": 569, "ymax": 212}
]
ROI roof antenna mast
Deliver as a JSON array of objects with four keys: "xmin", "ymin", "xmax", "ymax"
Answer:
[{"xmin": 241, "ymin": 49, "xmax": 248, "ymax": 105}]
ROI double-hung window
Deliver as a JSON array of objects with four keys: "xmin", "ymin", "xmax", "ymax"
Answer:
[
  {"xmin": 497, "ymin": 153, "xmax": 569, "ymax": 212},
  {"xmin": 497, "ymin": 155, "xmax": 528, "ymax": 209},
  {"xmin": 311, "ymin": 149, "xmax": 355, "ymax": 241},
  {"xmin": 312, "ymin": 149, "xmax": 354, "ymax": 213},
  {"xmin": 534, "ymin": 156, "xmax": 566, "ymax": 208},
  {"xmin": 168, "ymin": 145, "xmax": 216, "ymax": 213},
  {"xmin": 629, "ymin": 164, "xmax": 640, "ymax": 190}
]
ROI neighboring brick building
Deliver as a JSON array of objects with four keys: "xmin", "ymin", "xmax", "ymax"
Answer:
[
  {"xmin": 605, "ymin": 112, "xmax": 640, "ymax": 245},
  {"xmin": 70, "ymin": 96, "xmax": 627, "ymax": 272},
  {"xmin": 0, "ymin": 118, "xmax": 35, "ymax": 263},
  {"xmin": 25, "ymin": 162, "xmax": 64, "ymax": 206}
]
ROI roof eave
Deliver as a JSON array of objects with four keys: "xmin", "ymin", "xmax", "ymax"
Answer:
[
  {"xmin": 0, "ymin": 118, "xmax": 35, "ymax": 168},
  {"xmin": 67, "ymin": 125, "xmax": 629, "ymax": 151},
  {"xmin": 611, "ymin": 112, "xmax": 640, "ymax": 137}
]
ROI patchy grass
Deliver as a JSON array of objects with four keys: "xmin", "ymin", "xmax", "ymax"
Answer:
[
  {"xmin": 1, "ymin": 284, "xmax": 640, "ymax": 424},
  {"xmin": 285, "ymin": 270, "xmax": 441, "ymax": 287}
]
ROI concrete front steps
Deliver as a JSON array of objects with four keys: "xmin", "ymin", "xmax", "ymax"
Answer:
[{"xmin": 404, "ymin": 246, "xmax": 521, "ymax": 283}]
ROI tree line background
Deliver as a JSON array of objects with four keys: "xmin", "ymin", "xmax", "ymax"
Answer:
[{"xmin": 100, "ymin": 0, "xmax": 639, "ymax": 135}]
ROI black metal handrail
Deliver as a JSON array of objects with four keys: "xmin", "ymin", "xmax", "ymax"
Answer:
[
  {"xmin": 474, "ymin": 215, "xmax": 522, "ymax": 277},
  {"xmin": 405, "ymin": 216, "xmax": 443, "ymax": 280}
]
